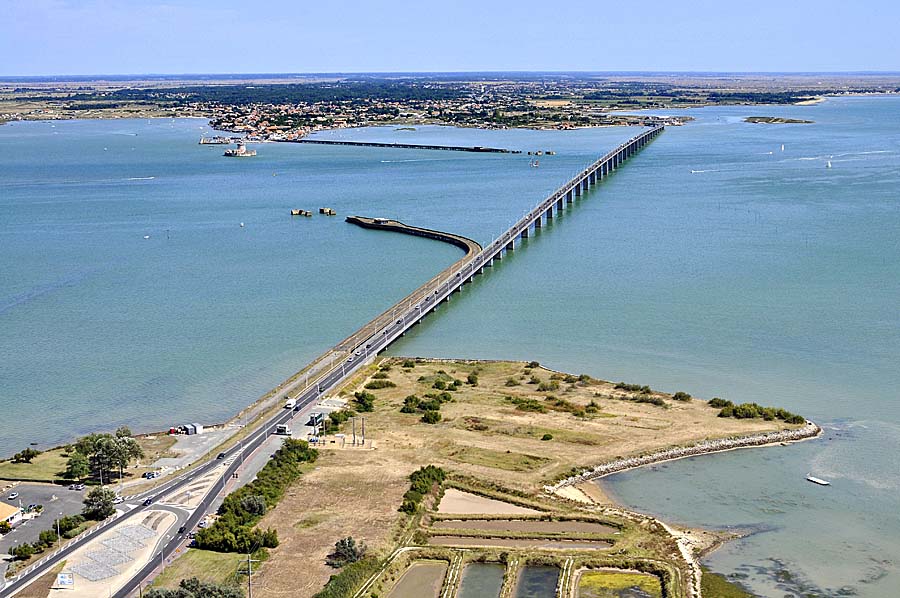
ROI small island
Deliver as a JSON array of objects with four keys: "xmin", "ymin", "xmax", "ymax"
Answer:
[{"xmin": 744, "ymin": 116, "xmax": 814, "ymax": 124}]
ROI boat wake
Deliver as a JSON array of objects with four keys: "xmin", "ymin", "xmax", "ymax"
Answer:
[
  {"xmin": 127, "ymin": 176, "xmax": 156, "ymax": 181},
  {"xmin": 380, "ymin": 158, "xmax": 442, "ymax": 163}
]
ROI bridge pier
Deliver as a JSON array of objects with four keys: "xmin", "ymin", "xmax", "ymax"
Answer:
[
  {"xmin": 589, "ymin": 171, "xmax": 596, "ymax": 185},
  {"xmin": 521, "ymin": 227, "xmax": 529, "ymax": 238},
  {"xmin": 534, "ymin": 215, "xmax": 542, "ymax": 228},
  {"xmin": 546, "ymin": 207, "xmax": 553, "ymax": 220},
  {"xmin": 582, "ymin": 179, "xmax": 589, "ymax": 192},
  {"xmin": 567, "ymin": 190, "xmax": 574, "ymax": 203},
  {"xmin": 556, "ymin": 198, "xmax": 563, "ymax": 210},
  {"xmin": 574, "ymin": 184, "xmax": 581, "ymax": 197},
  {"xmin": 506, "ymin": 241, "xmax": 514, "ymax": 251}
]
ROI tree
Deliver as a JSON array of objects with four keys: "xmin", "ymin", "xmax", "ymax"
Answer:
[
  {"xmin": 65, "ymin": 452, "xmax": 90, "ymax": 480},
  {"xmin": 82, "ymin": 486, "xmax": 117, "ymax": 520},
  {"xmin": 8, "ymin": 543, "xmax": 35, "ymax": 560},
  {"xmin": 239, "ymin": 495, "xmax": 267, "ymax": 517},
  {"xmin": 12, "ymin": 448, "xmax": 41, "ymax": 463},
  {"xmin": 326, "ymin": 536, "xmax": 367, "ymax": 568},
  {"xmin": 0, "ymin": 521, "xmax": 11, "ymax": 534}
]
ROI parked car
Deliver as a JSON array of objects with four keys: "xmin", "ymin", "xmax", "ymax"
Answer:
[
  {"xmin": 6, "ymin": 492, "xmax": 19, "ymax": 500},
  {"xmin": 74, "ymin": 483, "xmax": 85, "ymax": 491},
  {"xmin": 113, "ymin": 496, "xmax": 124, "ymax": 504}
]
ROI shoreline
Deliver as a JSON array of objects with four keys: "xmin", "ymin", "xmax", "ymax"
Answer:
[{"xmin": 546, "ymin": 421, "xmax": 820, "ymax": 492}]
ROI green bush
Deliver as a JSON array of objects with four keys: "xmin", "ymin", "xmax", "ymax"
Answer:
[
  {"xmin": 364, "ymin": 379, "xmax": 396, "ymax": 390},
  {"xmin": 537, "ymin": 380, "xmax": 560, "ymax": 392},
  {"xmin": 353, "ymin": 391, "xmax": 376, "ymax": 412},
  {"xmin": 506, "ymin": 396, "xmax": 546, "ymax": 413},
  {"xmin": 541, "ymin": 434, "xmax": 553, "ymax": 441},
  {"xmin": 401, "ymin": 359, "xmax": 416, "ymax": 368},
  {"xmin": 672, "ymin": 391, "xmax": 692, "ymax": 402},
  {"xmin": 525, "ymin": 361, "xmax": 540, "ymax": 368},
  {"xmin": 421, "ymin": 410, "xmax": 441, "ymax": 424},
  {"xmin": 467, "ymin": 373, "xmax": 479, "ymax": 386},
  {"xmin": 372, "ymin": 372, "xmax": 389, "ymax": 379},
  {"xmin": 708, "ymin": 397, "xmax": 732, "ymax": 408},
  {"xmin": 505, "ymin": 378, "xmax": 520, "ymax": 387}
]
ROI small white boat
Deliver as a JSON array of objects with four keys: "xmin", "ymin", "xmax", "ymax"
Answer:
[
  {"xmin": 781, "ymin": 144, "xmax": 785, "ymax": 152},
  {"xmin": 239, "ymin": 222, "xmax": 245, "ymax": 228},
  {"xmin": 826, "ymin": 161, "xmax": 832, "ymax": 168},
  {"xmin": 143, "ymin": 235, "xmax": 150, "ymax": 240},
  {"xmin": 806, "ymin": 474, "xmax": 831, "ymax": 486}
]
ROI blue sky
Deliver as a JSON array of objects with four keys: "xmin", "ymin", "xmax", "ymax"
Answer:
[{"xmin": 3, "ymin": 0, "xmax": 898, "ymax": 75}]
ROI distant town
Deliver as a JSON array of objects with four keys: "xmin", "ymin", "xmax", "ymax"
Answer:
[{"xmin": 4, "ymin": 72, "xmax": 900, "ymax": 139}]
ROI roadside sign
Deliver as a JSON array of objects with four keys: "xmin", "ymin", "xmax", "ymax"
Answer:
[{"xmin": 56, "ymin": 572, "xmax": 75, "ymax": 588}]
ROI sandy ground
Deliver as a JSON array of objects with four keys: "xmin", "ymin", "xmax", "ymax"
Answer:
[
  {"xmin": 431, "ymin": 519, "xmax": 615, "ymax": 534},
  {"xmin": 386, "ymin": 561, "xmax": 447, "ymax": 598},
  {"xmin": 437, "ymin": 489, "xmax": 541, "ymax": 515},
  {"xmin": 252, "ymin": 449, "xmax": 410, "ymax": 598}
]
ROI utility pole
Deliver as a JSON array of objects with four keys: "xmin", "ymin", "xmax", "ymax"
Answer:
[{"xmin": 240, "ymin": 552, "xmax": 260, "ymax": 598}]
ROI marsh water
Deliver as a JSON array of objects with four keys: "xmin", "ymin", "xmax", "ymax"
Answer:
[
  {"xmin": 2, "ymin": 96, "xmax": 899, "ymax": 596},
  {"xmin": 456, "ymin": 562, "xmax": 504, "ymax": 598}
]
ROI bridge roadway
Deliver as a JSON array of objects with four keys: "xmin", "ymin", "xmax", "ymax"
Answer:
[{"xmin": 1, "ymin": 125, "xmax": 662, "ymax": 598}]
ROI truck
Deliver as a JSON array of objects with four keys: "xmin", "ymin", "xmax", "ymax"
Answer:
[
  {"xmin": 284, "ymin": 398, "xmax": 296, "ymax": 409},
  {"xmin": 275, "ymin": 424, "xmax": 292, "ymax": 436}
]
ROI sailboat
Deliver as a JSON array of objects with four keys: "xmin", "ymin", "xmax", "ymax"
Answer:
[{"xmin": 826, "ymin": 160, "xmax": 832, "ymax": 168}]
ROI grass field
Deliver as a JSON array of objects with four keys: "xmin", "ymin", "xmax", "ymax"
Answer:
[
  {"xmin": 151, "ymin": 549, "xmax": 249, "ymax": 590},
  {"xmin": 0, "ymin": 434, "xmax": 177, "ymax": 484},
  {"xmin": 0, "ymin": 448, "xmax": 68, "ymax": 482},
  {"xmin": 578, "ymin": 570, "xmax": 662, "ymax": 597}
]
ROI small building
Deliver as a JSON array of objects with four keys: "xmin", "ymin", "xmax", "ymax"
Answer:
[
  {"xmin": 191, "ymin": 423, "xmax": 204, "ymax": 435},
  {"xmin": 0, "ymin": 502, "xmax": 23, "ymax": 528}
]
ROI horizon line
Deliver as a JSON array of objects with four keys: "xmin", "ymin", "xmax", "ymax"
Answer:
[{"xmin": 4, "ymin": 70, "xmax": 900, "ymax": 81}]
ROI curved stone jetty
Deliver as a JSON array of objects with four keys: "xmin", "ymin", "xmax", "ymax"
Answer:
[{"xmin": 546, "ymin": 421, "xmax": 821, "ymax": 492}]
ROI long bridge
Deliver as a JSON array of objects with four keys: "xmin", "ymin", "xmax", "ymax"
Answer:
[{"xmin": 1, "ymin": 125, "xmax": 663, "ymax": 598}]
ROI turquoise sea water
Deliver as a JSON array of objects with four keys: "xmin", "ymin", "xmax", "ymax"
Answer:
[{"xmin": 2, "ymin": 96, "xmax": 899, "ymax": 596}]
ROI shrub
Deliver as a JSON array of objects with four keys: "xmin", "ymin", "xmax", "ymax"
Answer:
[
  {"xmin": 313, "ymin": 556, "xmax": 382, "ymax": 598},
  {"xmin": 372, "ymin": 372, "xmax": 389, "ymax": 379},
  {"xmin": 672, "ymin": 391, "xmax": 692, "ymax": 402},
  {"xmin": 541, "ymin": 434, "xmax": 553, "ymax": 441},
  {"xmin": 525, "ymin": 361, "xmax": 540, "ymax": 368},
  {"xmin": 432, "ymin": 380, "xmax": 446, "ymax": 390},
  {"xmin": 326, "ymin": 536, "xmax": 367, "ymax": 568},
  {"xmin": 506, "ymin": 396, "xmax": 546, "ymax": 413},
  {"xmin": 364, "ymin": 379, "xmax": 396, "ymax": 390},
  {"xmin": 400, "ymin": 395, "xmax": 420, "ymax": 414},
  {"xmin": 505, "ymin": 378, "xmax": 520, "ymax": 387},
  {"xmin": 82, "ymin": 487, "xmax": 117, "ymax": 520},
  {"xmin": 537, "ymin": 380, "xmax": 560, "ymax": 392},
  {"xmin": 708, "ymin": 397, "xmax": 732, "ymax": 408},
  {"xmin": 353, "ymin": 391, "xmax": 376, "ymax": 412},
  {"xmin": 467, "ymin": 372, "xmax": 479, "ymax": 386},
  {"xmin": 399, "ymin": 466, "xmax": 446, "ymax": 514},
  {"xmin": 0, "ymin": 521, "xmax": 10, "ymax": 534},
  {"xmin": 401, "ymin": 359, "xmax": 416, "ymax": 368},
  {"xmin": 421, "ymin": 410, "xmax": 441, "ymax": 424}
]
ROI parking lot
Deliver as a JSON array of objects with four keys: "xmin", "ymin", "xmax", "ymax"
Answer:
[{"xmin": 0, "ymin": 482, "xmax": 87, "ymax": 551}]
